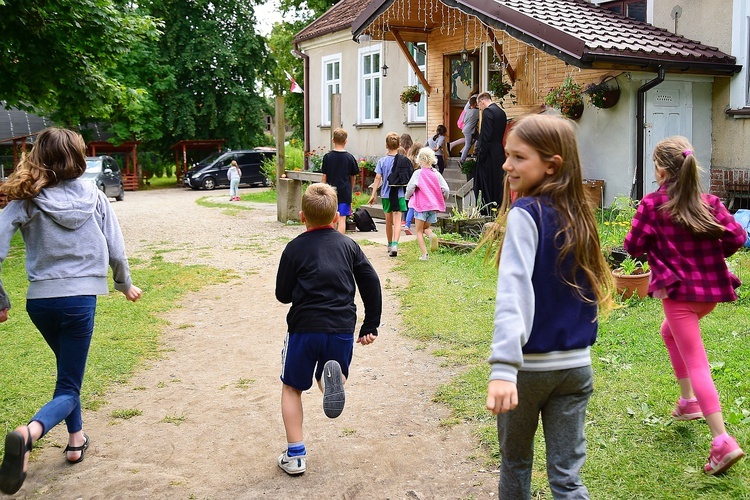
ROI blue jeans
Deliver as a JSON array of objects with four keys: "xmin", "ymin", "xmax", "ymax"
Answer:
[
  {"xmin": 229, "ymin": 178, "xmax": 240, "ymax": 197},
  {"xmin": 26, "ymin": 296, "xmax": 96, "ymax": 436}
]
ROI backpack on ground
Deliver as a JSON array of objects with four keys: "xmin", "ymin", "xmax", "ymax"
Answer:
[
  {"xmin": 387, "ymin": 153, "xmax": 414, "ymax": 187},
  {"xmin": 352, "ymin": 207, "xmax": 377, "ymax": 232}
]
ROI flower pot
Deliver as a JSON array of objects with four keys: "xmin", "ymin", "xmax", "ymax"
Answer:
[
  {"xmin": 346, "ymin": 220, "xmax": 357, "ymax": 232},
  {"xmin": 564, "ymin": 103, "xmax": 584, "ymax": 121},
  {"xmin": 612, "ymin": 269, "xmax": 651, "ymax": 299},
  {"xmin": 597, "ymin": 88, "xmax": 620, "ymax": 108},
  {"xmin": 410, "ymin": 93, "xmax": 421, "ymax": 103}
]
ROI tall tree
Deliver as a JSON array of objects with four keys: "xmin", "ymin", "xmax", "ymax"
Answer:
[
  {"xmin": 145, "ymin": 0, "xmax": 270, "ymax": 150},
  {"xmin": 0, "ymin": 0, "xmax": 159, "ymax": 126}
]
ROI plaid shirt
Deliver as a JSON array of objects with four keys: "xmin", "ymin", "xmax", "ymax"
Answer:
[{"xmin": 624, "ymin": 186, "xmax": 747, "ymax": 302}]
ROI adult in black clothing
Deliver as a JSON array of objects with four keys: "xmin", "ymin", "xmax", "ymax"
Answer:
[{"xmin": 474, "ymin": 92, "xmax": 507, "ymax": 215}]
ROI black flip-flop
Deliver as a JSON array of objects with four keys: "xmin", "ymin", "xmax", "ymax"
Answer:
[
  {"xmin": 0, "ymin": 428, "xmax": 33, "ymax": 495},
  {"xmin": 64, "ymin": 433, "xmax": 89, "ymax": 464}
]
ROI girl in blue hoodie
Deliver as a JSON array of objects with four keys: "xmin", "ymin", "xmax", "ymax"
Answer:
[
  {"xmin": 0, "ymin": 128, "xmax": 142, "ymax": 495},
  {"xmin": 481, "ymin": 114, "xmax": 614, "ymax": 499}
]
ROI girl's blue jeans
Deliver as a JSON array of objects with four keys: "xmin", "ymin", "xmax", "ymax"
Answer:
[{"xmin": 26, "ymin": 295, "xmax": 96, "ymax": 436}]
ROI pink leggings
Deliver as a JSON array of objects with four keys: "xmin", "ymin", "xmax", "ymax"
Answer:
[{"xmin": 661, "ymin": 299, "xmax": 721, "ymax": 416}]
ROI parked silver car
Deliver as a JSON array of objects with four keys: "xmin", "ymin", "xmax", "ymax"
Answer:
[{"xmin": 83, "ymin": 156, "xmax": 125, "ymax": 201}]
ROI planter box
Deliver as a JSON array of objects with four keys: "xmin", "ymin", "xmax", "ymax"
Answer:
[
  {"xmin": 583, "ymin": 179, "xmax": 604, "ymax": 209},
  {"xmin": 437, "ymin": 240, "xmax": 477, "ymax": 253},
  {"xmin": 438, "ymin": 216, "xmax": 492, "ymax": 238}
]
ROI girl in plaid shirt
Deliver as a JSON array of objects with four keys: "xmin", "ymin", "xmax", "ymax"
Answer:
[{"xmin": 625, "ymin": 136, "xmax": 747, "ymax": 475}]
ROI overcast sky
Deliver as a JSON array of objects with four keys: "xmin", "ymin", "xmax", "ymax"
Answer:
[{"xmin": 256, "ymin": 0, "xmax": 283, "ymax": 37}]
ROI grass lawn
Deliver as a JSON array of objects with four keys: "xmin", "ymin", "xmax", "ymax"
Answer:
[
  {"xmin": 0, "ymin": 233, "xmax": 233, "ymax": 449},
  {"xmin": 395, "ymin": 240, "xmax": 750, "ymax": 498}
]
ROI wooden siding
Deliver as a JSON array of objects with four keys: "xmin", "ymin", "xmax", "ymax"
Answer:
[{"xmin": 424, "ymin": 25, "xmax": 614, "ymax": 142}]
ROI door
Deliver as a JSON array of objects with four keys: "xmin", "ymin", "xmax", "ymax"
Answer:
[
  {"xmin": 237, "ymin": 152, "xmax": 263, "ymax": 184},
  {"xmin": 215, "ymin": 154, "xmax": 233, "ymax": 186},
  {"xmin": 644, "ymin": 81, "xmax": 692, "ymax": 195},
  {"xmin": 103, "ymin": 157, "xmax": 120, "ymax": 197}
]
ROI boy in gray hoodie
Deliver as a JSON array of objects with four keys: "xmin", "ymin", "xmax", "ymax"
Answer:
[{"xmin": 0, "ymin": 128, "xmax": 141, "ymax": 495}]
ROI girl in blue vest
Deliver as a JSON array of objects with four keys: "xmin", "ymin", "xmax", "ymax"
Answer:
[{"xmin": 482, "ymin": 114, "xmax": 614, "ymax": 499}]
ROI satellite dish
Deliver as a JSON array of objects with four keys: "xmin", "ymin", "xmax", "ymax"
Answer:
[{"xmin": 671, "ymin": 6, "xmax": 683, "ymax": 20}]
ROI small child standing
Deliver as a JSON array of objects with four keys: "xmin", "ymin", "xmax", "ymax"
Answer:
[
  {"xmin": 426, "ymin": 124, "xmax": 447, "ymax": 174},
  {"xmin": 0, "ymin": 128, "xmax": 142, "ymax": 495},
  {"xmin": 625, "ymin": 136, "xmax": 747, "ymax": 475},
  {"xmin": 227, "ymin": 160, "xmax": 241, "ymax": 201},
  {"xmin": 275, "ymin": 183, "xmax": 382, "ymax": 476},
  {"xmin": 402, "ymin": 141, "xmax": 424, "ymax": 235},
  {"xmin": 405, "ymin": 147, "xmax": 449, "ymax": 260},
  {"xmin": 321, "ymin": 128, "xmax": 361, "ymax": 234},
  {"xmin": 482, "ymin": 114, "xmax": 614, "ymax": 499}
]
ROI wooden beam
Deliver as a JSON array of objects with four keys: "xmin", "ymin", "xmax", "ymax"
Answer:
[
  {"xmin": 485, "ymin": 27, "xmax": 516, "ymax": 84},
  {"xmin": 391, "ymin": 29, "xmax": 433, "ymax": 94}
]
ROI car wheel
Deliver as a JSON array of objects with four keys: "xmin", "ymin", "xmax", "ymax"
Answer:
[
  {"xmin": 263, "ymin": 178, "xmax": 271, "ymax": 187},
  {"xmin": 202, "ymin": 177, "xmax": 216, "ymax": 190},
  {"xmin": 115, "ymin": 184, "xmax": 125, "ymax": 201},
  {"xmin": 98, "ymin": 183, "xmax": 106, "ymax": 194}
]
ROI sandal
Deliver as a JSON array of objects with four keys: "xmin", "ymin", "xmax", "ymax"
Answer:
[
  {"xmin": 0, "ymin": 427, "xmax": 33, "ymax": 495},
  {"xmin": 63, "ymin": 433, "xmax": 89, "ymax": 464}
]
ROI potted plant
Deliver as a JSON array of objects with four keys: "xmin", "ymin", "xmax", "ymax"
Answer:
[
  {"xmin": 612, "ymin": 257, "xmax": 651, "ymax": 299},
  {"xmin": 400, "ymin": 85, "xmax": 421, "ymax": 105},
  {"xmin": 544, "ymin": 77, "xmax": 584, "ymax": 120},
  {"xmin": 489, "ymin": 73, "xmax": 516, "ymax": 108},
  {"xmin": 584, "ymin": 76, "xmax": 620, "ymax": 109},
  {"xmin": 460, "ymin": 158, "xmax": 476, "ymax": 180}
]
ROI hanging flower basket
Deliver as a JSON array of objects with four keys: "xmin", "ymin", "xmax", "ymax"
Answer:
[
  {"xmin": 400, "ymin": 85, "xmax": 421, "ymax": 105},
  {"xmin": 545, "ymin": 77, "xmax": 585, "ymax": 120},
  {"xmin": 584, "ymin": 76, "xmax": 621, "ymax": 109}
]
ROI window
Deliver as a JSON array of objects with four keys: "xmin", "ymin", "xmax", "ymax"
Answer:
[
  {"xmin": 407, "ymin": 42, "xmax": 427, "ymax": 123},
  {"xmin": 358, "ymin": 44, "xmax": 382, "ymax": 124},
  {"xmin": 599, "ymin": 0, "xmax": 647, "ymax": 22},
  {"xmin": 321, "ymin": 54, "xmax": 341, "ymax": 126},
  {"xmin": 730, "ymin": 0, "xmax": 750, "ymax": 109}
]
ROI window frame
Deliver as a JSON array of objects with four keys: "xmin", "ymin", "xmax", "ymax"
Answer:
[
  {"xmin": 730, "ymin": 0, "xmax": 750, "ymax": 110},
  {"xmin": 358, "ymin": 43, "xmax": 382, "ymax": 125},
  {"xmin": 321, "ymin": 53, "xmax": 342, "ymax": 127},
  {"xmin": 407, "ymin": 42, "xmax": 427, "ymax": 123},
  {"xmin": 598, "ymin": 0, "xmax": 649, "ymax": 22}
]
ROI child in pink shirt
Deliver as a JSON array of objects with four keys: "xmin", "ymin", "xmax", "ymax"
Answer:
[{"xmin": 405, "ymin": 147, "xmax": 450, "ymax": 260}]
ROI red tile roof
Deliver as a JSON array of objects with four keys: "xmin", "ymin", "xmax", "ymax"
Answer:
[
  {"xmin": 295, "ymin": 0, "xmax": 373, "ymax": 43},
  {"xmin": 349, "ymin": 0, "xmax": 738, "ymax": 74}
]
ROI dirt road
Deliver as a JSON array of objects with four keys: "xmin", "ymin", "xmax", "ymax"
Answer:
[{"xmin": 17, "ymin": 187, "xmax": 498, "ymax": 499}]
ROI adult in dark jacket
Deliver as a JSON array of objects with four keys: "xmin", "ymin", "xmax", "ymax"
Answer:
[{"xmin": 474, "ymin": 92, "xmax": 507, "ymax": 214}]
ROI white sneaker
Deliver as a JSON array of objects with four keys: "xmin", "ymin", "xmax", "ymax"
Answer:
[
  {"xmin": 419, "ymin": 254, "xmax": 429, "ymax": 261},
  {"xmin": 429, "ymin": 233, "xmax": 439, "ymax": 252},
  {"xmin": 321, "ymin": 360, "xmax": 346, "ymax": 418},
  {"xmin": 278, "ymin": 450, "xmax": 307, "ymax": 475}
]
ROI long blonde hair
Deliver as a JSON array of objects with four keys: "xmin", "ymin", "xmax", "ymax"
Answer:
[
  {"xmin": 0, "ymin": 128, "xmax": 87, "ymax": 200},
  {"xmin": 653, "ymin": 136, "xmax": 724, "ymax": 238},
  {"xmin": 481, "ymin": 114, "xmax": 614, "ymax": 315}
]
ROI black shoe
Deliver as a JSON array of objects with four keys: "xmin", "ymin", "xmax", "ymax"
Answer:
[
  {"xmin": 0, "ymin": 428, "xmax": 33, "ymax": 495},
  {"xmin": 63, "ymin": 433, "xmax": 90, "ymax": 464},
  {"xmin": 322, "ymin": 360, "xmax": 346, "ymax": 418}
]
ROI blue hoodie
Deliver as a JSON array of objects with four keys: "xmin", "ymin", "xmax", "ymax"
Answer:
[{"xmin": 0, "ymin": 178, "xmax": 133, "ymax": 310}]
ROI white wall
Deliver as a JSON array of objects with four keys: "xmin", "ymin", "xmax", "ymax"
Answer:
[{"xmin": 299, "ymin": 31, "xmax": 428, "ymax": 161}]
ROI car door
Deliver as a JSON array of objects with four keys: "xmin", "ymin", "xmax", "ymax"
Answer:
[
  {"xmin": 215, "ymin": 154, "xmax": 234, "ymax": 187},
  {"xmin": 103, "ymin": 157, "xmax": 118, "ymax": 196},
  {"xmin": 237, "ymin": 152, "xmax": 263, "ymax": 185}
]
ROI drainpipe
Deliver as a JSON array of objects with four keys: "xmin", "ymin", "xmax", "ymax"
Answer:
[
  {"xmin": 292, "ymin": 43, "xmax": 310, "ymax": 170},
  {"xmin": 635, "ymin": 66, "xmax": 665, "ymax": 199}
]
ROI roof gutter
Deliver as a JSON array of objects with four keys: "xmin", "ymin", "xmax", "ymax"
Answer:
[
  {"xmin": 635, "ymin": 66, "xmax": 665, "ymax": 200},
  {"xmin": 292, "ymin": 43, "xmax": 310, "ymax": 170}
]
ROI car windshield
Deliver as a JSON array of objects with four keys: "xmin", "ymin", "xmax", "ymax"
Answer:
[
  {"xmin": 82, "ymin": 159, "xmax": 103, "ymax": 179},
  {"xmin": 194, "ymin": 151, "xmax": 224, "ymax": 168}
]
